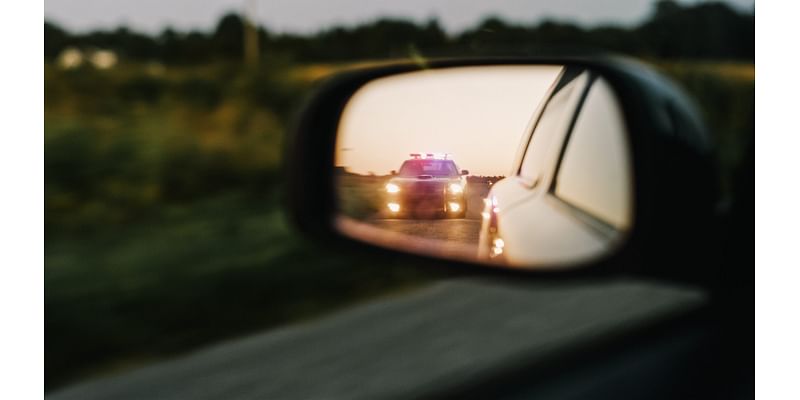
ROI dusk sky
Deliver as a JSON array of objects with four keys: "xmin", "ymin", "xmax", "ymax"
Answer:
[
  {"xmin": 45, "ymin": 0, "xmax": 754, "ymax": 34},
  {"xmin": 336, "ymin": 66, "xmax": 562, "ymax": 176}
]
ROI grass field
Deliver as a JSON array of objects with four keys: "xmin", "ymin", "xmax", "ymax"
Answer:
[
  {"xmin": 45, "ymin": 61, "xmax": 453, "ymax": 389},
  {"xmin": 45, "ymin": 60, "xmax": 753, "ymax": 390},
  {"xmin": 336, "ymin": 172, "xmax": 391, "ymax": 219},
  {"xmin": 45, "ymin": 188, "xmax": 447, "ymax": 389}
]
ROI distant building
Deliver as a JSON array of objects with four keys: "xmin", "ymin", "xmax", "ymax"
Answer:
[
  {"xmin": 90, "ymin": 50, "xmax": 117, "ymax": 69},
  {"xmin": 55, "ymin": 47, "xmax": 118, "ymax": 70},
  {"xmin": 56, "ymin": 47, "xmax": 83, "ymax": 69}
]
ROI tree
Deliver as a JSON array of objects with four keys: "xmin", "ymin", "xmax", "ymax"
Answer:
[
  {"xmin": 653, "ymin": 0, "xmax": 683, "ymax": 19},
  {"xmin": 45, "ymin": 22, "xmax": 71, "ymax": 60},
  {"xmin": 213, "ymin": 13, "xmax": 245, "ymax": 59}
]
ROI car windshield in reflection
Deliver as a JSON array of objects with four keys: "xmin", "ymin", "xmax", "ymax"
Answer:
[{"xmin": 398, "ymin": 159, "xmax": 458, "ymax": 177}]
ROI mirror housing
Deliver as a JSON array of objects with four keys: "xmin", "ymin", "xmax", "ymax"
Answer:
[
  {"xmin": 461, "ymin": 170, "xmax": 469, "ymax": 176},
  {"xmin": 286, "ymin": 56, "xmax": 719, "ymax": 283}
]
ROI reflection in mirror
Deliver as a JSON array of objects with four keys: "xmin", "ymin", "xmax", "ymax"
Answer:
[{"xmin": 334, "ymin": 65, "xmax": 633, "ymax": 270}]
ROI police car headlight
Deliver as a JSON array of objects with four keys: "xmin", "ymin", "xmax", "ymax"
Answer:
[
  {"xmin": 385, "ymin": 183, "xmax": 400, "ymax": 193},
  {"xmin": 448, "ymin": 183, "xmax": 464, "ymax": 194}
]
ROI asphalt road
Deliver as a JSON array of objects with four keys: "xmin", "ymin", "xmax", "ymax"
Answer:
[
  {"xmin": 48, "ymin": 278, "xmax": 706, "ymax": 400},
  {"xmin": 368, "ymin": 182, "xmax": 490, "ymax": 248}
]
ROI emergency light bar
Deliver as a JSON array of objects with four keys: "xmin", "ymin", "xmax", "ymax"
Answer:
[{"xmin": 409, "ymin": 153, "xmax": 452, "ymax": 160}]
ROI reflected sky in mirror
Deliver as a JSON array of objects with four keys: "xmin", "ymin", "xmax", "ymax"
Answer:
[{"xmin": 337, "ymin": 66, "xmax": 562, "ymax": 177}]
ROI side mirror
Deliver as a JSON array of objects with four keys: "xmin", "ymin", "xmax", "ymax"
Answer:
[{"xmin": 287, "ymin": 57, "xmax": 719, "ymax": 281}]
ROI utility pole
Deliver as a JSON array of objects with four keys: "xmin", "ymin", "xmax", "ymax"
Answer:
[{"xmin": 243, "ymin": 0, "xmax": 259, "ymax": 68}]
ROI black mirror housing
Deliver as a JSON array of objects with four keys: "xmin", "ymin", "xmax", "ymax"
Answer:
[{"xmin": 285, "ymin": 56, "xmax": 720, "ymax": 285}]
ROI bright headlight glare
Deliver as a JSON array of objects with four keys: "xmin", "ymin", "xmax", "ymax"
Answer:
[
  {"xmin": 385, "ymin": 183, "xmax": 400, "ymax": 193},
  {"xmin": 491, "ymin": 238, "xmax": 505, "ymax": 257},
  {"xmin": 448, "ymin": 183, "xmax": 463, "ymax": 194}
]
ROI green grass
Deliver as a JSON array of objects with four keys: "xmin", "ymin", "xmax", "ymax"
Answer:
[
  {"xmin": 45, "ymin": 190, "xmax": 446, "ymax": 389},
  {"xmin": 336, "ymin": 172, "xmax": 390, "ymax": 219},
  {"xmin": 44, "ymin": 62, "xmax": 450, "ymax": 390}
]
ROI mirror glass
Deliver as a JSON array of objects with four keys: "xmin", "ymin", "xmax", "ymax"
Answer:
[{"xmin": 334, "ymin": 65, "xmax": 633, "ymax": 269}]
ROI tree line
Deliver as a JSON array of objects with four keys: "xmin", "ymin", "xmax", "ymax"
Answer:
[{"xmin": 45, "ymin": 0, "xmax": 753, "ymax": 64}]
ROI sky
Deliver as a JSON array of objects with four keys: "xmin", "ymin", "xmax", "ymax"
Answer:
[
  {"xmin": 336, "ymin": 66, "xmax": 562, "ymax": 176},
  {"xmin": 44, "ymin": 0, "xmax": 754, "ymax": 35}
]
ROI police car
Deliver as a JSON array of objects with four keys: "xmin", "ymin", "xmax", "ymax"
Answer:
[{"xmin": 384, "ymin": 153, "xmax": 469, "ymax": 218}]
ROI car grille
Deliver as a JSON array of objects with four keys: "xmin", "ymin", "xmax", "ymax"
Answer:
[{"xmin": 412, "ymin": 181, "xmax": 444, "ymax": 194}]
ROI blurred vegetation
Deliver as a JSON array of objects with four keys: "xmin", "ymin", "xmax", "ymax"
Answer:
[
  {"xmin": 45, "ymin": 0, "xmax": 753, "ymax": 392},
  {"xmin": 336, "ymin": 172, "xmax": 388, "ymax": 219},
  {"xmin": 45, "ymin": 1, "xmax": 752, "ymax": 64},
  {"xmin": 46, "ymin": 63, "xmax": 298, "ymax": 234},
  {"xmin": 44, "ymin": 63, "xmax": 452, "ymax": 390},
  {"xmin": 655, "ymin": 62, "xmax": 754, "ymax": 195}
]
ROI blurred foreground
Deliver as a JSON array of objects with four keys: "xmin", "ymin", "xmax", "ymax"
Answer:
[{"xmin": 44, "ymin": 62, "xmax": 450, "ymax": 389}]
